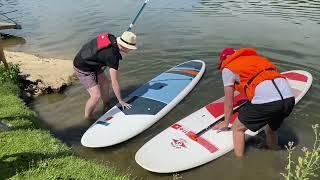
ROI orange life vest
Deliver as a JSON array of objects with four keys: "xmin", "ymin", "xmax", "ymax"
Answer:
[{"xmin": 219, "ymin": 48, "xmax": 285, "ymax": 101}]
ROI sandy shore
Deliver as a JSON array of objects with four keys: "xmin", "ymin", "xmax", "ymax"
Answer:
[{"xmin": 4, "ymin": 50, "xmax": 75, "ymax": 96}]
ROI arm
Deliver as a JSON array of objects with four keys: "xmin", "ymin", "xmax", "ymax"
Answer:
[
  {"xmin": 109, "ymin": 68, "xmax": 132, "ymax": 109},
  {"xmin": 213, "ymin": 68, "xmax": 236, "ymax": 131},
  {"xmin": 223, "ymin": 85, "xmax": 235, "ymax": 124},
  {"xmin": 109, "ymin": 68, "xmax": 122, "ymax": 101},
  {"xmin": 212, "ymin": 85, "xmax": 234, "ymax": 131}
]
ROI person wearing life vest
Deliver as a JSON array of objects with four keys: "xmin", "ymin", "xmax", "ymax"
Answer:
[
  {"xmin": 213, "ymin": 48, "xmax": 295, "ymax": 158},
  {"xmin": 73, "ymin": 31, "xmax": 137, "ymax": 120}
]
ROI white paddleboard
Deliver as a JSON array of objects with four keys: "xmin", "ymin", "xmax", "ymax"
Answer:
[
  {"xmin": 135, "ymin": 70, "xmax": 312, "ymax": 173},
  {"xmin": 81, "ymin": 60, "xmax": 206, "ymax": 147}
]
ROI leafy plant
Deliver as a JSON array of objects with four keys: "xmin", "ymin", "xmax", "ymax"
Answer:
[
  {"xmin": 0, "ymin": 63, "xmax": 20, "ymax": 84},
  {"xmin": 281, "ymin": 124, "xmax": 320, "ymax": 180}
]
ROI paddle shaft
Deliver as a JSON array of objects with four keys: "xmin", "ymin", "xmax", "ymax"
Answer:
[
  {"xmin": 127, "ymin": 0, "xmax": 150, "ymax": 31},
  {"xmin": 189, "ymin": 101, "xmax": 247, "ymax": 140},
  {"xmin": 0, "ymin": 13, "xmax": 21, "ymax": 29}
]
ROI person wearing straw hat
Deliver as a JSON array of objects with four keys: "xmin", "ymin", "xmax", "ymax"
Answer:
[{"xmin": 73, "ymin": 31, "xmax": 137, "ymax": 120}]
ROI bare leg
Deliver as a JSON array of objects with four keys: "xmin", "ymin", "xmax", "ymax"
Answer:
[
  {"xmin": 84, "ymin": 85, "xmax": 101, "ymax": 120},
  {"xmin": 265, "ymin": 125, "xmax": 280, "ymax": 150},
  {"xmin": 97, "ymin": 72, "xmax": 110, "ymax": 112},
  {"xmin": 232, "ymin": 118, "xmax": 248, "ymax": 159}
]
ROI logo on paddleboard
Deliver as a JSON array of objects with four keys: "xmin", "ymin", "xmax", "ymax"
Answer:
[
  {"xmin": 171, "ymin": 138, "xmax": 187, "ymax": 149},
  {"xmin": 96, "ymin": 116, "xmax": 113, "ymax": 126},
  {"xmin": 171, "ymin": 123, "xmax": 190, "ymax": 134},
  {"xmin": 106, "ymin": 116, "xmax": 113, "ymax": 121}
]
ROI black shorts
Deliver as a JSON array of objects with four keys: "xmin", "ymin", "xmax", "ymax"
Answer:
[{"xmin": 238, "ymin": 97, "xmax": 295, "ymax": 132}]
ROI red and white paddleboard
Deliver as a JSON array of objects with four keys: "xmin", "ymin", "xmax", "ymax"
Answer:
[{"xmin": 135, "ymin": 70, "xmax": 313, "ymax": 173}]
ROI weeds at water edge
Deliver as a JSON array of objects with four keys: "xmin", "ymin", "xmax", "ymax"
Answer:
[
  {"xmin": 281, "ymin": 124, "xmax": 320, "ymax": 179},
  {"xmin": 173, "ymin": 173, "xmax": 183, "ymax": 180}
]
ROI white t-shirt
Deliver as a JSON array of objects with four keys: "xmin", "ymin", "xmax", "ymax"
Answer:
[{"xmin": 222, "ymin": 68, "xmax": 294, "ymax": 104}]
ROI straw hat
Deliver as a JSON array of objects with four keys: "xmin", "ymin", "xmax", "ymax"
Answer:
[{"xmin": 116, "ymin": 31, "xmax": 137, "ymax": 50}]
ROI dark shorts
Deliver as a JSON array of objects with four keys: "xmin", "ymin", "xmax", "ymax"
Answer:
[
  {"xmin": 238, "ymin": 97, "xmax": 295, "ymax": 132},
  {"xmin": 74, "ymin": 66, "xmax": 104, "ymax": 89}
]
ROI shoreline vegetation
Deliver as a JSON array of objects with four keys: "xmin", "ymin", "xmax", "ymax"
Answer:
[
  {"xmin": 0, "ymin": 59, "xmax": 130, "ymax": 179},
  {"xmin": 281, "ymin": 124, "xmax": 320, "ymax": 180}
]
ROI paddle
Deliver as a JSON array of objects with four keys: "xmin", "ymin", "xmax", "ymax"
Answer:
[
  {"xmin": 0, "ymin": 12, "xmax": 22, "ymax": 29},
  {"xmin": 187, "ymin": 112, "xmax": 240, "ymax": 141},
  {"xmin": 127, "ymin": 0, "xmax": 151, "ymax": 31},
  {"xmin": 187, "ymin": 97, "xmax": 248, "ymax": 141}
]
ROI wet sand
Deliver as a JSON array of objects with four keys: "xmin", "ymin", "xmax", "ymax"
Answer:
[{"xmin": 4, "ymin": 50, "xmax": 75, "ymax": 95}]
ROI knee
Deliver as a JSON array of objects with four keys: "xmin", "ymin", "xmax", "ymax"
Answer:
[
  {"xmin": 232, "ymin": 125, "xmax": 242, "ymax": 132},
  {"xmin": 90, "ymin": 93, "xmax": 101, "ymax": 102},
  {"xmin": 232, "ymin": 119, "xmax": 247, "ymax": 132}
]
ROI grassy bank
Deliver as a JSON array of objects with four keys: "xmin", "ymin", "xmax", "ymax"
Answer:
[{"xmin": 0, "ymin": 64, "xmax": 129, "ymax": 179}]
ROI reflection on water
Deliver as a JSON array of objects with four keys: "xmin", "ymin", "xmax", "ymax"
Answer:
[{"xmin": 1, "ymin": 0, "xmax": 320, "ymax": 179}]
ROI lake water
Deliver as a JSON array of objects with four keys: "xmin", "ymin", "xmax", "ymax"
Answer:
[{"xmin": 1, "ymin": 0, "xmax": 320, "ymax": 179}]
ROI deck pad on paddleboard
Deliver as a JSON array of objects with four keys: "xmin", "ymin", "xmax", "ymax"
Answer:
[
  {"xmin": 135, "ymin": 70, "xmax": 312, "ymax": 173},
  {"xmin": 81, "ymin": 60, "xmax": 206, "ymax": 147}
]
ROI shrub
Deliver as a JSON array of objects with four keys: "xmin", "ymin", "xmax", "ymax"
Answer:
[
  {"xmin": 281, "ymin": 124, "xmax": 320, "ymax": 179},
  {"xmin": 0, "ymin": 63, "xmax": 20, "ymax": 84}
]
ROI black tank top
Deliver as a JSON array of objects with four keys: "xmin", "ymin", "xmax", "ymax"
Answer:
[{"xmin": 73, "ymin": 34, "xmax": 122, "ymax": 72}]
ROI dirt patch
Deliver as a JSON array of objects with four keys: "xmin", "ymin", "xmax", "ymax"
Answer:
[{"xmin": 4, "ymin": 51, "xmax": 77, "ymax": 97}]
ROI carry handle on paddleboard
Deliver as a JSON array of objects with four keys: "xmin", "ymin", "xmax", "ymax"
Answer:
[
  {"xmin": 127, "ymin": 0, "xmax": 151, "ymax": 31},
  {"xmin": 188, "ymin": 100, "xmax": 248, "ymax": 141}
]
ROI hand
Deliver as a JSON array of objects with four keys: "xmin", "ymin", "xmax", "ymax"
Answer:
[
  {"xmin": 212, "ymin": 120, "xmax": 230, "ymax": 133},
  {"xmin": 119, "ymin": 100, "xmax": 132, "ymax": 110}
]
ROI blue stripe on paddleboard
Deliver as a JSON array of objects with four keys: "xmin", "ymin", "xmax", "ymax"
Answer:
[
  {"xmin": 96, "ymin": 121, "xmax": 110, "ymax": 126},
  {"xmin": 130, "ymin": 73, "xmax": 193, "ymax": 104}
]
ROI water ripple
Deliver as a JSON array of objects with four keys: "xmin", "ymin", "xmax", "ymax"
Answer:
[{"xmin": 193, "ymin": 0, "xmax": 320, "ymax": 23}]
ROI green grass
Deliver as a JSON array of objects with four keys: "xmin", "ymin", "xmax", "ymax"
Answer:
[{"xmin": 0, "ymin": 64, "xmax": 130, "ymax": 180}]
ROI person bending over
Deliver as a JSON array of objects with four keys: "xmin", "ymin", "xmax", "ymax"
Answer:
[
  {"xmin": 73, "ymin": 31, "xmax": 137, "ymax": 120},
  {"xmin": 213, "ymin": 48, "xmax": 295, "ymax": 158}
]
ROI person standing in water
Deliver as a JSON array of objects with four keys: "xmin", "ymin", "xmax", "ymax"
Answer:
[
  {"xmin": 73, "ymin": 31, "xmax": 137, "ymax": 120},
  {"xmin": 213, "ymin": 47, "xmax": 295, "ymax": 158},
  {"xmin": 0, "ymin": 38, "xmax": 9, "ymax": 69},
  {"xmin": 0, "ymin": 38, "xmax": 10, "ymax": 131}
]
